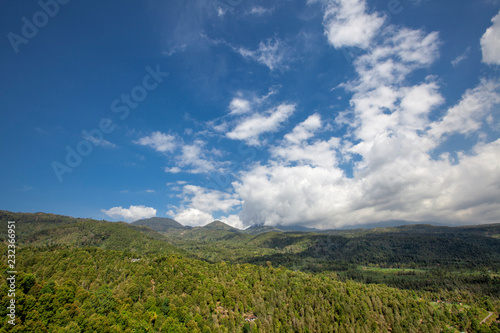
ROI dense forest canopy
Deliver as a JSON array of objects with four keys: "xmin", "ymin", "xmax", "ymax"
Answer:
[{"xmin": 1, "ymin": 211, "xmax": 500, "ymax": 332}]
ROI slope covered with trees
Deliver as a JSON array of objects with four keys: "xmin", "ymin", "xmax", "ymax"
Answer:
[
  {"xmin": 132, "ymin": 217, "xmax": 190, "ymax": 233},
  {"xmin": 1, "ymin": 211, "xmax": 499, "ymax": 332},
  {"xmin": 2, "ymin": 244, "xmax": 498, "ymax": 332}
]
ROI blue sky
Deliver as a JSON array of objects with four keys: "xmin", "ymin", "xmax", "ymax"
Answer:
[{"xmin": 1, "ymin": 0, "xmax": 500, "ymax": 229}]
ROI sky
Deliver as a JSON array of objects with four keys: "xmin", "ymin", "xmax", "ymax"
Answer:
[{"xmin": 1, "ymin": 0, "xmax": 500, "ymax": 229}]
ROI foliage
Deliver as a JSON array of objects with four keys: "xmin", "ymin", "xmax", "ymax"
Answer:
[
  {"xmin": 1, "ymin": 245, "xmax": 496, "ymax": 332},
  {"xmin": 1, "ymin": 211, "xmax": 499, "ymax": 332}
]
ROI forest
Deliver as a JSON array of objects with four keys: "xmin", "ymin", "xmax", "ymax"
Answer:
[{"xmin": 1, "ymin": 211, "xmax": 500, "ymax": 332}]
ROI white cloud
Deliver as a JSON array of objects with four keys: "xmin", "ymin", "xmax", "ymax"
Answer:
[
  {"xmin": 229, "ymin": 5, "xmax": 500, "ymax": 229},
  {"xmin": 234, "ymin": 164, "xmax": 348, "ymax": 227},
  {"xmin": 166, "ymin": 166, "xmax": 182, "ymax": 173},
  {"xmin": 135, "ymin": 131, "xmax": 176, "ymax": 153},
  {"xmin": 168, "ymin": 185, "xmax": 242, "ymax": 227},
  {"xmin": 322, "ymin": 0, "xmax": 385, "ymax": 49},
  {"xmin": 136, "ymin": 2, "xmax": 500, "ymax": 230},
  {"xmin": 229, "ymin": 97, "xmax": 251, "ymax": 115},
  {"xmin": 181, "ymin": 185, "xmax": 241, "ymax": 214},
  {"xmin": 351, "ymin": 28, "xmax": 440, "ymax": 91},
  {"xmin": 273, "ymin": 115, "xmax": 340, "ymax": 168},
  {"xmin": 284, "ymin": 113, "xmax": 322, "ymax": 144},
  {"xmin": 399, "ymin": 82, "xmax": 444, "ymax": 130},
  {"xmin": 134, "ymin": 130, "xmax": 225, "ymax": 175},
  {"xmin": 102, "ymin": 205, "xmax": 156, "ymax": 222},
  {"xmin": 235, "ymin": 134, "xmax": 500, "ymax": 228},
  {"xmin": 217, "ymin": 6, "xmax": 227, "ymax": 18},
  {"xmin": 170, "ymin": 208, "xmax": 214, "ymax": 227},
  {"xmin": 428, "ymin": 79, "xmax": 500, "ymax": 140},
  {"xmin": 237, "ymin": 38, "xmax": 290, "ymax": 71},
  {"xmin": 166, "ymin": 140, "xmax": 222, "ymax": 174},
  {"xmin": 451, "ymin": 47, "xmax": 470, "ymax": 67},
  {"xmin": 227, "ymin": 103, "xmax": 296, "ymax": 145},
  {"xmin": 481, "ymin": 10, "xmax": 500, "ymax": 65},
  {"xmin": 82, "ymin": 134, "xmax": 117, "ymax": 149},
  {"xmin": 248, "ymin": 6, "xmax": 274, "ymax": 16},
  {"xmin": 218, "ymin": 214, "xmax": 244, "ymax": 229},
  {"xmin": 272, "ymin": 137, "xmax": 340, "ymax": 168},
  {"xmin": 135, "ymin": 133, "xmax": 225, "ymax": 175}
]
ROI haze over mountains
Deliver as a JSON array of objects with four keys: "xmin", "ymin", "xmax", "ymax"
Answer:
[{"xmin": 131, "ymin": 216, "xmax": 461, "ymax": 233}]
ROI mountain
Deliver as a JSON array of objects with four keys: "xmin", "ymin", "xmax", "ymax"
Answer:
[
  {"xmin": 202, "ymin": 220, "xmax": 237, "ymax": 231},
  {"xmin": 0, "ymin": 210, "xmax": 81, "ymax": 242},
  {"xmin": 275, "ymin": 224, "xmax": 322, "ymax": 232},
  {"xmin": 132, "ymin": 217, "xmax": 189, "ymax": 232},
  {"xmin": 0, "ymin": 211, "xmax": 185, "ymax": 255},
  {"xmin": 336, "ymin": 220, "xmax": 451, "ymax": 230},
  {"xmin": 242, "ymin": 224, "xmax": 321, "ymax": 234},
  {"xmin": 0, "ymin": 210, "xmax": 498, "ymax": 332}
]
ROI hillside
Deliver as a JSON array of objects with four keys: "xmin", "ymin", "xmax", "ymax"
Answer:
[
  {"xmin": 155, "ymin": 219, "xmax": 500, "ymax": 298},
  {"xmin": 0, "ymin": 211, "xmax": 184, "ymax": 256},
  {"xmin": 161, "ymin": 222, "xmax": 500, "ymax": 268},
  {"xmin": 1, "ymin": 244, "xmax": 497, "ymax": 332},
  {"xmin": 202, "ymin": 220, "xmax": 238, "ymax": 231},
  {"xmin": 242, "ymin": 225, "xmax": 284, "ymax": 234},
  {"xmin": 1, "ymin": 210, "xmax": 499, "ymax": 331}
]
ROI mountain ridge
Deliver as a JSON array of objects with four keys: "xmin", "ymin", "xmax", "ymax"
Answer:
[
  {"xmin": 202, "ymin": 220, "xmax": 237, "ymax": 231},
  {"xmin": 132, "ymin": 217, "xmax": 190, "ymax": 232}
]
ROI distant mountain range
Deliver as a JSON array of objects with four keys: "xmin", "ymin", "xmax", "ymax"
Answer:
[
  {"xmin": 2, "ymin": 210, "xmax": 500, "ymax": 272},
  {"xmin": 335, "ymin": 220, "xmax": 452, "ymax": 230},
  {"xmin": 131, "ymin": 217, "xmax": 325, "ymax": 234},
  {"xmin": 131, "ymin": 217, "xmax": 455, "ymax": 234}
]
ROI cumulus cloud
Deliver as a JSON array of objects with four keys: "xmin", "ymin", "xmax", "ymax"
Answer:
[
  {"xmin": 284, "ymin": 114, "xmax": 322, "ymax": 144},
  {"xmin": 234, "ymin": 164, "xmax": 348, "ymax": 227},
  {"xmin": 139, "ymin": 2, "xmax": 500, "ymax": 230},
  {"xmin": 272, "ymin": 138, "xmax": 341, "ymax": 168},
  {"xmin": 273, "ymin": 115, "xmax": 340, "ymax": 168},
  {"xmin": 227, "ymin": 103, "xmax": 296, "ymax": 145},
  {"xmin": 170, "ymin": 208, "xmax": 214, "ymax": 227},
  {"xmin": 228, "ymin": 5, "xmax": 500, "ymax": 229},
  {"xmin": 235, "ymin": 134, "xmax": 500, "ymax": 228},
  {"xmin": 481, "ymin": 10, "xmax": 500, "ymax": 65},
  {"xmin": 135, "ymin": 131, "xmax": 176, "ymax": 153},
  {"xmin": 181, "ymin": 185, "xmax": 241, "ymax": 213},
  {"xmin": 351, "ymin": 28, "xmax": 440, "ymax": 92},
  {"xmin": 168, "ymin": 185, "xmax": 242, "ymax": 227},
  {"xmin": 218, "ymin": 214, "xmax": 245, "ymax": 229},
  {"xmin": 102, "ymin": 205, "xmax": 156, "ymax": 222},
  {"xmin": 428, "ymin": 79, "xmax": 500, "ymax": 141},
  {"xmin": 322, "ymin": 0, "xmax": 385, "ymax": 49}
]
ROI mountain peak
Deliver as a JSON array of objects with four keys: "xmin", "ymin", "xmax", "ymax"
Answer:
[
  {"xmin": 203, "ymin": 220, "xmax": 236, "ymax": 231},
  {"xmin": 132, "ymin": 217, "xmax": 188, "ymax": 232}
]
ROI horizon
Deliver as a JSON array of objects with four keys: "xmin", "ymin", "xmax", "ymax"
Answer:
[
  {"xmin": 1, "ymin": 0, "xmax": 500, "ymax": 230},
  {"xmin": 3, "ymin": 209, "xmax": 494, "ymax": 231}
]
